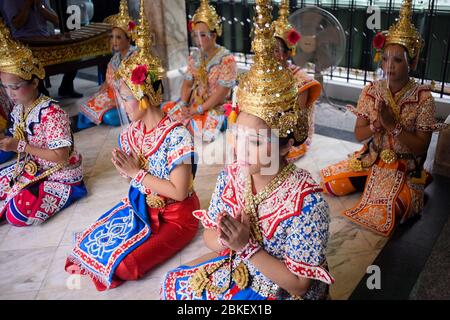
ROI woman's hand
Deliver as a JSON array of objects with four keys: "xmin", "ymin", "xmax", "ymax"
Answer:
[
  {"xmin": 218, "ymin": 212, "xmax": 251, "ymax": 251},
  {"xmin": 0, "ymin": 137, "xmax": 19, "ymax": 152},
  {"xmin": 379, "ymin": 102, "xmax": 397, "ymax": 131},
  {"xmin": 111, "ymin": 148, "xmax": 141, "ymax": 179}
]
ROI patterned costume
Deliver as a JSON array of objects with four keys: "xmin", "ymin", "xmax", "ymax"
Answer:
[
  {"xmin": 65, "ymin": 1, "xmax": 200, "ymax": 291},
  {"xmin": 0, "ymin": 96, "xmax": 87, "ymax": 226},
  {"xmin": 66, "ymin": 116, "xmax": 199, "ymax": 290},
  {"xmin": 162, "ymin": 0, "xmax": 237, "ymax": 142},
  {"xmin": 162, "ymin": 0, "xmax": 333, "ymax": 301},
  {"xmin": 162, "ymin": 46, "xmax": 237, "ymax": 142},
  {"xmin": 320, "ymin": 0, "xmax": 448, "ymax": 237},
  {"xmin": 78, "ymin": 46, "xmax": 137, "ymax": 127},
  {"xmin": 77, "ymin": 0, "xmax": 136, "ymax": 129},
  {"xmin": 272, "ymin": 0, "xmax": 322, "ymax": 161},
  {"xmin": 321, "ymin": 80, "xmax": 446, "ymax": 236},
  {"xmin": 0, "ymin": 85, "xmax": 15, "ymax": 164},
  {"xmin": 162, "ymin": 163, "xmax": 334, "ymax": 300},
  {"xmin": 0, "ymin": 18, "xmax": 86, "ymax": 226},
  {"xmin": 287, "ymin": 63, "xmax": 321, "ymax": 161}
]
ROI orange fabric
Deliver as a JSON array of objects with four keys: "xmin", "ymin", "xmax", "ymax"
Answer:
[{"xmin": 286, "ymin": 143, "xmax": 307, "ymax": 162}]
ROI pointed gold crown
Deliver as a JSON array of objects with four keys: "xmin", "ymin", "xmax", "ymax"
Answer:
[
  {"xmin": 0, "ymin": 19, "xmax": 45, "ymax": 80},
  {"xmin": 272, "ymin": 0, "xmax": 298, "ymax": 55},
  {"xmin": 237, "ymin": 0, "xmax": 306, "ymax": 141},
  {"xmin": 384, "ymin": 0, "xmax": 423, "ymax": 59},
  {"xmin": 104, "ymin": 0, "xmax": 134, "ymax": 38},
  {"xmin": 116, "ymin": 0, "xmax": 165, "ymax": 106},
  {"xmin": 192, "ymin": 0, "xmax": 222, "ymax": 36}
]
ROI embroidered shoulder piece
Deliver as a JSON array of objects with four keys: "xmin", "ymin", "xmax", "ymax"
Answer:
[
  {"xmin": 119, "ymin": 116, "xmax": 181, "ymax": 158},
  {"xmin": 221, "ymin": 163, "xmax": 323, "ymax": 239}
]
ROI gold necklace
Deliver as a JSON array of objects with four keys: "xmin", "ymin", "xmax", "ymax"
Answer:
[
  {"xmin": 245, "ymin": 163, "xmax": 296, "ymax": 245},
  {"xmin": 381, "ymin": 79, "xmax": 415, "ymax": 121}
]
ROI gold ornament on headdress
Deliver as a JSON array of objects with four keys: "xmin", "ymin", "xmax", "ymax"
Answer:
[
  {"xmin": 192, "ymin": 0, "xmax": 222, "ymax": 36},
  {"xmin": 104, "ymin": 0, "xmax": 134, "ymax": 38},
  {"xmin": 237, "ymin": 0, "xmax": 307, "ymax": 141},
  {"xmin": 115, "ymin": 0, "xmax": 165, "ymax": 108},
  {"xmin": 272, "ymin": 0, "xmax": 300, "ymax": 56},
  {"xmin": 0, "ymin": 19, "xmax": 45, "ymax": 80},
  {"xmin": 383, "ymin": 0, "xmax": 423, "ymax": 60}
]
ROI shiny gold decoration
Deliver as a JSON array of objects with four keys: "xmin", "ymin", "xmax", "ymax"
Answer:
[
  {"xmin": 232, "ymin": 262, "xmax": 250, "ymax": 289},
  {"xmin": 104, "ymin": 0, "xmax": 134, "ymax": 38},
  {"xmin": 0, "ymin": 19, "xmax": 45, "ymax": 80},
  {"xmin": 145, "ymin": 194, "xmax": 166, "ymax": 209},
  {"xmin": 383, "ymin": 0, "xmax": 423, "ymax": 60},
  {"xmin": 116, "ymin": 0, "xmax": 165, "ymax": 107},
  {"xmin": 245, "ymin": 163, "xmax": 296, "ymax": 245},
  {"xmin": 237, "ymin": 0, "xmax": 306, "ymax": 141},
  {"xmin": 380, "ymin": 149, "xmax": 397, "ymax": 164},
  {"xmin": 192, "ymin": 0, "xmax": 223, "ymax": 36},
  {"xmin": 272, "ymin": 0, "xmax": 297, "ymax": 56},
  {"xmin": 381, "ymin": 78, "xmax": 415, "ymax": 121},
  {"xmin": 25, "ymin": 23, "xmax": 111, "ymax": 67},
  {"xmin": 192, "ymin": 46, "xmax": 221, "ymax": 105},
  {"xmin": 349, "ymin": 157, "xmax": 363, "ymax": 172},
  {"xmin": 189, "ymin": 253, "xmax": 249, "ymax": 297},
  {"xmin": 24, "ymin": 160, "xmax": 38, "ymax": 176}
]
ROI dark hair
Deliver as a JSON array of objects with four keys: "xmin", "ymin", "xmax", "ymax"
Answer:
[
  {"xmin": 278, "ymin": 131, "xmax": 306, "ymax": 148},
  {"xmin": 275, "ymin": 36, "xmax": 290, "ymax": 55},
  {"xmin": 152, "ymin": 80, "xmax": 164, "ymax": 95}
]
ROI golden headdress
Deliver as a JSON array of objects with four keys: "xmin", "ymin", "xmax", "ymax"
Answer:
[
  {"xmin": 237, "ymin": 0, "xmax": 306, "ymax": 141},
  {"xmin": 272, "ymin": 0, "xmax": 301, "ymax": 56},
  {"xmin": 384, "ymin": 0, "xmax": 423, "ymax": 60},
  {"xmin": 0, "ymin": 19, "xmax": 45, "ymax": 80},
  {"xmin": 104, "ymin": 0, "xmax": 135, "ymax": 38},
  {"xmin": 192, "ymin": 0, "xmax": 222, "ymax": 36},
  {"xmin": 115, "ymin": 0, "xmax": 165, "ymax": 108}
]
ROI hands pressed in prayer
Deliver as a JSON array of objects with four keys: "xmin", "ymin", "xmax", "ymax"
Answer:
[
  {"xmin": 111, "ymin": 148, "xmax": 141, "ymax": 179},
  {"xmin": 217, "ymin": 211, "xmax": 251, "ymax": 251},
  {"xmin": 378, "ymin": 102, "xmax": 397, "ymax": 132},
  {"xmin": 0, "ymin": 137, "xmax": 19, "ymax": 152}
]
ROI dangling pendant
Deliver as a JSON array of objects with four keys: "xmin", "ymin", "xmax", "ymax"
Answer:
[
  {"xmin": 349, "ymin": 157, "xmax": 363, "ymax": 172},
  {"xmin": 380, "ymin": 149, "xmax": 397, "ymax": 164},
  {"xmin": 189, "ymin": 267, "xmax": 210, "ymax": 297},
  {"xmin": 14, "ymin": 127, "xmax": 26, "ymax": 141},
  {"xmin": 146, "ymin": 194, "xmax": 165, "ymax": 208},
  {"xmin": 232, "ymin": 262, "xmax": 250, "ymax": 290},
  {"xmin": 24, "ymin": 160, "xmax": 38, "ymax": 176}
]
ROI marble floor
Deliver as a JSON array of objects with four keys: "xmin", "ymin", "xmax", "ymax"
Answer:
[{"xmin": 0, "ymin": 122, "xmax": 388, "ymax": 300}]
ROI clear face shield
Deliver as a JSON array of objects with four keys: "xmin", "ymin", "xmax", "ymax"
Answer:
[
  {"xmin": 378, "ymin": 48, "xmax": 410, "ymax": 88},
  {"xmin": 225, "ymin": 123, "xmax": 282, "ymax": 176},
  {"xmin": 113, "ymin": 79, "xmax": 132, "ymax": 129}
]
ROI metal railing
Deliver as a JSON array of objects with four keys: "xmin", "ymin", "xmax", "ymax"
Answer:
[{"xmin": 186, "ymin": 0, "xmax": 450, "ymax": 99}]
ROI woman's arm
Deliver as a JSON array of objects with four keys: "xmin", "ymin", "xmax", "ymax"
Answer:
[
  {"xmin": 37, "ymin": 1, "xmax": 59, "ymax": 26},
  {"xmin": 249, "ymin": 250, "xmax": 312, "ymax": 297},
  {"xmin": 180, "ymin": 79, "xmax": 194, "ymax": 104},
  {"xmin": 111, "ymin": 149, "xmax": 192, "ymax": 202},
  {"xmin": 140, "ymin": 163, "xmax": 192, "ymax": 202},
  {"xmin": 354, "ymin": 116, "xmax": 373, "ymax": 142},
  {"xmin": 11, "ymin": 0, "xmax": 34, "ymax": 29},
  {"xmin": 203, "ymin": 228, "xmax": 227, "ymax": 252},
  {"xmin": 199, "ymin": 85, "xmax": 230, "ymax": 113},
  {"xmin": 218, "ymin": 214, "xmax": 312, "ymax": 297},
  {"xmin": 0, "ymin": 137, "xmax": 70, "ymax": 163},
  {"xmin": 24, "ymin": 144, "xmax": 70, "ymax": 163}
]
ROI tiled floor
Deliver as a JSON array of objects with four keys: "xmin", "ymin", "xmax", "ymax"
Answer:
[
  {"xmin": 0, "ymin": 122, "xmax": 390, "ymax": 300},
  {"xmin": 0, "ymin": 74, "xmax": 391, "ymax": 300}
]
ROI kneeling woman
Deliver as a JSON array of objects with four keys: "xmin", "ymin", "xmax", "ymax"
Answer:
[
  {"xmin": 77, "ymin": 0, "xmax": 137, "ymax": 130},
  {"xmin": 65, "ymin": 8, "xmax": 200, "ymax": 291},
  {"xmin": 162, "ymin": 0, "xmax": 334, "ymax": 300},
  {"xmin": 0, "ymin": 31, "xmax": 87, "ymax": 226}
]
